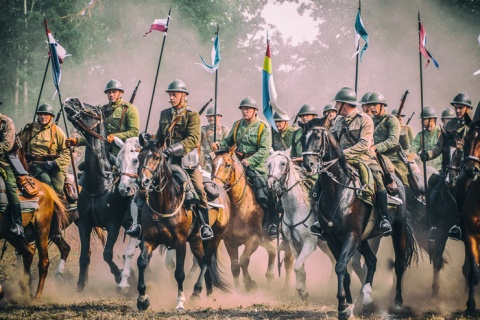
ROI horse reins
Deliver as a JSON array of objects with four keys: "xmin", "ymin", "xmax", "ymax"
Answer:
[{"xmin": 212, "ymin": 155, "xmax": 248, "ymax": 205}]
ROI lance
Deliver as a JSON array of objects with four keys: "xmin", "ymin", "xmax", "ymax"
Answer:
[
  {"xmin": 145, "ymin": 7, "xmax": 171, "ymax": 133},
  {"xmin": 354, "ymin": 0, "xmax": 361, "ymax": 93},
  {"xmin": 33, "ymin": 55, "xmax": 51, "ymax": 122},
  {"xmin": 213, "ymin": 24, "xmax": 219, "ymax": 142}
]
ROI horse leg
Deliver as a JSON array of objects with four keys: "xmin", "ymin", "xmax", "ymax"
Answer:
[
  {"xmin": 50, "ymin": 234, "xmax": 71, "ymax": 278},
  {"xmin": 431, "ymin": 233, "xmax": 448, "ymax": 298},
  {"xmin": 190, "ymin": 238, "xmax": 207, "ymax": 300},
  {"xmin": 293, "ymin": 236, "xmax": 317, "ymax": 300},
  {"xmin": 357, "ymin": 240, "xmax": 378, "ymax": 310},
  {"xmin": 118, "ymin": 236, "xmax": 141, "ymax": 293},
  {"xmin": 283, "ymin": 246, "xmax": 294, "ymax": 292},
  {"xmin": 224, "ymin": 242, "xmax": 241, "ymax": 290},
  {"xmin": 10, "ymin": 237, "xmax": 34, "ymax": 298},
  {"xmin": 465, "ymin": 233, "xmax": 480, "ymax": 312},
  {"xmin": 241, "ymin": 239, "xmax": 261, "ymax": 291},
  {"xmin": 260, "ymin": 241, "xmax": 276, "ymax": 284},
  {"xmin": 165, "ymin": 247, "xmax": 176, "ymax": 275},
  {"xmin": 103, "ymin": 225, "xmax": 122, "ymax": 284},
  {"xmin": 33, "ymin": 228, "xmax": 51, "ymax": 300},
  {"xmin": 463, "ymin": 251, "xmax": 471, "ymax": 293},
  {"xmin": 137, "ymin": 241, "xmax": 154, "ymax": 310},
  {"xmin": 77, "ymin": 220, "xmax": 93, "ymax": 291},
  {"xmin": 391, "ymin": 222, "xmax": 407, "ymax": 308},
  {"xmin": 174, "ymin": 242, "xmax": 187, "ymax": 310}
]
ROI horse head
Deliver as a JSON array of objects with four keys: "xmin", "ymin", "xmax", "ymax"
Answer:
[
  {"xmin": 441, "ymin": 128, "xmax": 463, "ymax": 186},
  {"xmin": 137, "ymin": 139, "xmax": 166, "ymax": 189},
  {"xmin": 64, "ymin": 97, "xmax": 106, "ymax": 141},
  {"xmin": 211, "ymin": 145, "xmax": 239, "ymax": 190},
  {"xmin": 464, "ymin": 121, "xmax": 480, "ymax": 181},
  {"xmin": 266, "ymin": 150, "xmax": 291, "ymax": 193},
  {"xmin": 116, "ymin": 137, "xmax": 141, "ymax": 196}
]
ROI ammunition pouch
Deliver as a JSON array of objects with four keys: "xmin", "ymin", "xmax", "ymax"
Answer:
[
  {"xmin": 171, "ymin": 164, "xmax": 199, "ymax": 207},
  {"xmin": 64, "ymin": 175, "xmax": 78, "ymax": 203},
  {"xmin": 203, "ymin": 177, "xmax": 220, "ymax": 202},
  {"xmin": 181, "ymin": 147, "xmax": 200, "ymax": 170},
  {"xmin": 0, "ymin": 175, "xmax": 8, "ymax": 214},
  {"xmin": 16, "ymin": 175, "xmax": 39, "ymax": 198},
  {"xmin": 235, "ymin": 151, "xmax": 254, "ymax": 161},
  {"xmin": 26, "ymin": 153, "xmax": 60, "ymax": 162}
]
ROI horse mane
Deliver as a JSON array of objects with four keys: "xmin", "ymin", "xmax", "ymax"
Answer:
[{"xmin": 116, "ymin": 137, "xmax": 140, "ymax": 167}]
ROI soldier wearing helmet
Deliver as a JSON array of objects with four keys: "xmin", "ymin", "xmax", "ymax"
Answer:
[
  {"xmin": 212, "ymin": 97, "xmax": 278, "ymax": 238},
  {"xmin": 408, "ymin": 106, "xmax": 441, "ymax": 170},
  {"xmin": 322, "ymin": 103, "xmax": 337, "ymax": 129},
  {"xmin": 290, "ymin": 103, "xmax": 318, "ymax": 163},
  {"xmin": 391, "ymin": 108, "xmax": 414, "ymax": 151},
  {"xmin": 201, "ymin": 106, "xmax": 230, "ymax": 169},
  {"xmin": 18, "ymin": 103, "xmax": 71, "ymax": 199},
  {"xmin": 359, "ymin": 92, "xmax": 373, "ymax": 117},
  {"xmin": 440, "ymin": 107, "xmax": 455, "ymax": 126},
  {"xmin": 272, "ymin": 112, "xmax": 295, "ymax": 151},
  {"xmin": 66, "ymin": 79, "xmax": 140, "ymax": 156}
]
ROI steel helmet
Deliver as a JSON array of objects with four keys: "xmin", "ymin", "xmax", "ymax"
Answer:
[
  {"xmin": 36, "ymin": 103, "xmax": 55, "ymax": 116},
  {"xmin": 323, "ymin": 103, "xmax": 337, "ymax": 115},
  {"xmin": 166, "ymin": 79, "xmax": 189, "ymax": 95},
  {"xmin": 205, "ymin": 106, "xmax": 222, "ymax": 117},
  {"xmin": 104, "ymin": 79, "xmax": 124, "ymax": 93},
  {"xmin": 391, "ymin": 109, "xmax": 406, "ymax": 117},
  {"xmin": 332, "ymin": 87, "xmax": 357, "ymax": 105},
  {"xmin": 441, "ymin": 107, "xmax": 456, "ymax": 119},
  {"xmin": 238, "ymin": 96, "xmax": 258, "ymax": 110},
  {"xmin": 450, "ymin": 92, "xmax": 472, "ymax": 108},
  {"xmin": 366, "ymin": 91, "xmax": 388, "ymax": 106},
  {"xmin": 273, "ymin": 112, "xmax": 290, "ymax": 121},
  {"xmin": 419, "ymin": 106, "xmax": 437, "ymax": 119},
  {"xmin": 297, "ymin": 103, "xmax": 318, "ymax": 116},
  {"xmin": 358, "ymin": 92, "xmax": 372, "ymax": 104}
]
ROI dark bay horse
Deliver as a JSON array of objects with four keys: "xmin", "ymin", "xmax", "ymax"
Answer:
[
  {"xmin": 302, "ymin": 121, "xmax": 417, "ymax": 319},
  {"xmin": 64, "ymin": 97, "xmax": 133, "ymax": 291},
  {"xmin": 0, "ymin": 178, "xmax": 69, "ymax": 300},
  {"xmin": 211, "ymin": 146, "xmax": 294, "ymax": 292},
  {"xmin": 136, "ymin": 140, "xmax": 230, "ymax": 310}
]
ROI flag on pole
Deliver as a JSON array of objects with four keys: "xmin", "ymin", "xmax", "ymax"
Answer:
[
  {"xmin": 143, "ymin": 16, "xmax": 171, "ymax": 37},
  {"xmin": 419, "ymin": 22, "xmax": 439, "ymax": 68},
  {"xmin": 196, "ymin": 34, "xmax": 220, "ymax": 73},
  {"xmin": 46, "ymin": 27, "xmax": 67, "ymax": 92},
  {"xmin": 262, "ymin": 37, "xmax": 286, "ymax": 131},
  {"xmin": 352, "ymin": 8, "xmax": 369, "ymax": 61}
]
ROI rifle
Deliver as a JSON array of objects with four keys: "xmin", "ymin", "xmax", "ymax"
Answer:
[
  {"xmin": 406, "ymin": 112, "xmax": 415, "ymax": 125},
  {"xmin": 396, "ymin": 90, "xmax": 409, "ymax": 118},
  {"xmin": 130, "ymin": 80, "xmax": 141, "ymax": 104},
  {"xmin": 198, "ymin": 98, "xmax": 213, "ymax": 116}
]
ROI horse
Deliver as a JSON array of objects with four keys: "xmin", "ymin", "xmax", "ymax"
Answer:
[
  {"xmin": 135, "ymin": 140, "xmax": 230, "ymax": 310},
  {"xmin": 211, "ymin": 146, "xmax": 294, "ymax": 292},
  {"xmin": 302, "ymin": 120, "xmax": 418, "ymax": 319},
  {"xmin": 63, "ymin": 97, "xmax": 134, "ymax": 292},
  {"xmin": 0, "ymin": 177, "xmax": 69, "ymax": 300}
]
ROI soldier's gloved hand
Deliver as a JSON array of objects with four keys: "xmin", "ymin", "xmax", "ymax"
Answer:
[
  {"xmin": 420, "ymin": 150, "xmax": 430, "ymax": 162},
  {"xmin": 41, "ymin": 160, "xmax": 58, "ymax": 171},
  {"xmin": 163, "ymin": 146, "xmax": 174, "ymax": 158},
  {"xmin": 66, "ymin": 138, "xmax": 78, "ymax": 147},
  {"xmin": 107, "ymin": 134, "xmax": 115, "ymax": 143}
]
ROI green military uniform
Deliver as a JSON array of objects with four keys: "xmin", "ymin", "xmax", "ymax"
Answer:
[
  {"xmin": 428, "ymin": 118, "xmax": 469, "ymax": 160},
  {"xmin": 272, "ymin": 125, "xmax": 295, "ymax": 151},
  {"xmin": 399, "ymin": 124, "xmax": 414, "ymax": 151},
  {"xmin": 18, "ymin": 121, "xmax": 70, "ymax": 196},
  {"xmin": 410, "ymin": 126, "xmax": 441, "ymax": 170},
  {"xmin": 290, "ymin": 127, "xmax": 303, "ymax": 158},
  {"xmin": 77, "ymin": 98, "xmax": 140, "ymax": 155},
  {"xmin": 201, "ymin": 124, "xmax": 230, "ymax": 161},
  {"xmin": 0, "ymin": 115, "xmax": 20, "ymax": 207}
]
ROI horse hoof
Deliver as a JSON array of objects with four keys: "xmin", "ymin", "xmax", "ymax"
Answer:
[
  {"xmin": 338, "ymin": 306, "xmax": 352, "ymax": 320},
  {"xmin": 190, "ymin": 292, "xmax": 201, "ymax": 301},
  {"xmin": 363, "ymin": 302, "xmax": 375, "ymax": 314},
  {"xmin": 117, "ymin": 285, "xmax": 130, "ymax": 294},
  {"xmin": 297, "ymin": 290, "xmax": 309, "ymax": 301},
  {"xmin": 137, "ymin": 295, "xmax": 150, "ymax": 310},
  {"xmin": 245, "ymin": 281, "xmax": 257, "ymax": 292},
  {"xmin": 0, "ymin": 285, "xmax": 3, "ymax": 299},
  {"xmin": 77, "ymin": 284, "xmax": 85, "ymax": 292}
]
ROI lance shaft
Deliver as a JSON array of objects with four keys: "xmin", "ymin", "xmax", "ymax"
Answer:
[
  {"xmin": 33, "ymin": 56, "xmax": 51, "ymax": 122},
  {"xmin": 213, "ymin": 25, "xmax": 219, "ymax": 142},
  {"xmin": 354, "ymin": 0, "xmax": 361, "ymax": 93}
]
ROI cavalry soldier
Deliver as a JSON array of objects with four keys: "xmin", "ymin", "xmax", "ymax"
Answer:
[
  {"xmin": 127, "ymin": 79, "xmax": 213, "ymax": 240},
  {"xmin": 0, "ymin": 112, "xmax": 24, "ymax": 237},
  {"xmin": 212, "ymin": 97, "xmax": 277, "ymax": 238},
  {"xmin": 359, "ymin": 92, "xmax": 373, "ymax": 117},
  {"xmin": 290, "ymin": 103, "xmax": 318, "ymax": 164},
  {"xmin": 200, "ymin": 106, "xmax": 230, "ymax": 170},
  {"xmin": 322, "ymin": 103, "xmax": 337, "ymax": 129},
  {"xmin": 272, "ymin": 112, "xmax": 295, "ymax": 151},
  {"xmin": 440, "ymin": 107, "xmax": 456, "ymax": 127},
  {"xmin": 392, "ymin": 108, "xmax": 414, "ymax": 151},
  {"xmin": 18, "ymin": 103, "xmax": 70, "ymax": 198},
  {"xmin": 408, "ymin": 106, "xmax": 442, "ymax": 171},
  {"xmin": 311, "ymin": 87, "xmax": 392, "ymax": 237},
  {"xmin": 421, "ymin": 92, "xmax": 473, "ymax": 240},
  {"xmin": 66, "ymin": 79, "xmax": 140, "ymax": 156}
]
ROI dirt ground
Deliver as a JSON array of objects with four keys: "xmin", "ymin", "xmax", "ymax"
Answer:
[{"xmin": 0, "ymin": 224, "xmax": 478, "ymax": 319}]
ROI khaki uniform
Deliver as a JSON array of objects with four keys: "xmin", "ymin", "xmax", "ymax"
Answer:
[
  {"xmin": 272, "ymin": 125, "xmax": 295, "ymax": 151},
  {"xmin": 0, "ymin": 114, "xmax": 20, "ymax": 206},
  {"xmin": 18, "ymin": 121, "xmax": 70, "ymax": 196},
  {"xmin": 428, "ymin": 118, "xmax": 469, "ymax": 160},
  {"xmin": 201, "ymin": 124, "xmax": 230, "ymax": 161},
  {"xmin": 399, "ymin": 124, "xmax": 414, "ymax": 151},
  {"xmin": 409, "ymin": 126, "xmax": 442, "ymax": 170},
  {"xmin": 77, "ymin": 98, "xmax": 140, "ymax": 155},
  {"xmin": 290, "ymin": 128, "xmax": 303, "ymax": 159}
]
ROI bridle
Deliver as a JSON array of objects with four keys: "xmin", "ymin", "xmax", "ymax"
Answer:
[
  {"xmin": 212, "ymin": 154, "xmax": 247, "ymax": 204},
  {"xmin": 65, "ymin": 98, "xmax": 107, "ymax": 141},
  {"xmin": 463, "ymin": 125, "xmax": 480, "ymax": 180},
  {"xmin": 267, "ymin": 153, "xmax": 305, "ymax": 196}
]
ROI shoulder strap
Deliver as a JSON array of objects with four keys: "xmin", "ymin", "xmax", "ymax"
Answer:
[
  {"xmin": 257, "ymin": 122, "xmax": 265, "ymax": 147},
  {"xmin": 233, "ymin": 121, "xmax": 241, "ymax": 145},
  {"xmin": 49, "ymin": 124, "xmax": 57, "ymax": 152},
  {"xmin": 117, "ymin": 105, "xmax": 129, "ymax": 132}
]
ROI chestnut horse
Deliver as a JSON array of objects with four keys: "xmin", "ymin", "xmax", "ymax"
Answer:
[
  {"xmin": 302, "ymin": 121, "xmax": 418, "ymax": 319},
  {"xmin": 136, "ymin": 140, "xmax": 230, "ymax": 310},
  {"xmin": 212, "ymin": 146, "xmax": 293, "ymax": 291},
  {"xmin": 0, "ymin": 178, "xmax": 69, "ymax": 300}
]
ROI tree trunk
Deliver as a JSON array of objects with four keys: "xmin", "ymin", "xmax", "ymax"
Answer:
[{"xmin": 14, "ymin": 67, "xmax": 20, "ymax": 119}]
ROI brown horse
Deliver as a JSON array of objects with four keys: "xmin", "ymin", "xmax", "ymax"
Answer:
[
  {"xmin": 136, "ymin": 140, "xmax": 230, "ymax": 310},
  {"xmin": 0, "ymin": 177, "xmax": 69, "ymax": 300},
  {"xmin": 211, "ymin": 146, "xmax": 293, "ymax": 291}
]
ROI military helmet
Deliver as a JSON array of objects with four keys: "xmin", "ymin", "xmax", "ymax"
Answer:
[
  {"xmin": 298, "ymin": 103, "xmax": 318, "ymax": 116},
  {"xmin": 358, "ymin": 92, "xmax": 372, "ymax": 104},
  {"xmin": 104, "ymin": 79, "xmax": 124, "ymax": 93},
  {"xmin": 238, "ymin": 96, "xmax": 258, "ymax": 110},
  {"xmin": 332, "ymin": 87, "xmax": 357, "ymax": 105},
  {"xmin": 391, "ymin": 109, "xmax": 406, "ymax": 117},
  {"xmin": 450, "ymin": 92, "xmax": 472, "ymax": 108},
  {"xmin": 323, "ymin": 103, "xmax": 337, "ymax": 115},
  {"xmin": 419, "ymin": 106, "xmax": 437, "ymax": 119},
  {"xmin": 166, "ymin": 79, "xmax": 189, "ymax": 95},
  {"xmin": 441, "ymin": 107, "xmax": 456, "ymax": 119},
  {"xmin": 366, "ymin": 91, "xmax": 388, "ymax": 106},
  {"xmin": 205, "ymin": 106, "xmax": 222, "ymax": 117},
  {"xmin": 36, "ymin": 103, "xmax": 55, "ymax": 116},
  {"xmin": 273, "ymin": 112, "xmax": 290, "ymax": 121}
]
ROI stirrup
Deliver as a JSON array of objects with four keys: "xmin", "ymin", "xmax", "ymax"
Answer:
[
  {"xmin": 267, "ymin": 224, "xmax": 278, "ymax": 238},
  {"xmin": 310, "ymin": 223, "xmax": 326, "ymax": 240},
  {"xmin": 380, "ymin": 219, "xmax": 392, "ymax": 237},
  {"xmin": 126, "ymin": 224, "xmax": 142, "ymax": 238},
  {"xmin": 448, "ymin": 225, "xmax": 462, "ymax": 241},
  {"xmin": 11, "ymin": 224, "xmax": 25, "ymax": 238},
  {"xmin": 200, "ymin": 224, "xmax": 214, "ymax": 241}
]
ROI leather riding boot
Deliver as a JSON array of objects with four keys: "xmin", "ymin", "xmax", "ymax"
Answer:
[
  {"xmin": 10, "ymin": 203, "xmax": 24, "ymax": 238},
  {"xmin": 310, "ymin": 221, "xmax": 326, "ymax": 241},
  {"xmin": 448, "ymin": 225, "xmax": 462, "ymax": 241},
  {"xmin": 126, "ymin": 201, "xmax": 142, "ymax": 238},
  {"xmin": 376, "ymin": 190, "xmax": 392, "ymax": 237},
  {"xmin": 198, "ymin": 206, "xmax": 214, "ymax": 240}
]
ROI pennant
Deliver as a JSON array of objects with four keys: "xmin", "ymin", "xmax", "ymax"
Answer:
[
  {"xmin": 419, "ymin": 22, "xmax": 439, "ymax": 69},
  {"xmin": 262, "ymin": 38, "xmax": 287, "ymax": 131},
  {"xmin": 196, "ymin": 34, "xmax": 220, "ymax": 73},
  {"xmin": 143, "ymin": 16, "xmax": 170, "ymax": 37},
  {"xmin": 46, "ymin": 27, "xmax": 67, "ymax": 92},
  {"xmin": 352, "ymin": 9, "xmax": 369, "ymax": 61}
]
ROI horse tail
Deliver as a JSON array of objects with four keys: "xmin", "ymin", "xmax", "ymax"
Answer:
[
  {"xmin": 208, "ymin": 248, "xmax": 231, "ymax": 293},
  {"xmin": 92, "ymin": 227, "xmax": 107, "ymax": 247},
  {"xmin": 48, "ymin": 184, "xmax": 70, "ymax": 233},
  {"xmin": 403, "ymin": 218, "xmax": 420, "ymax": 270}
]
